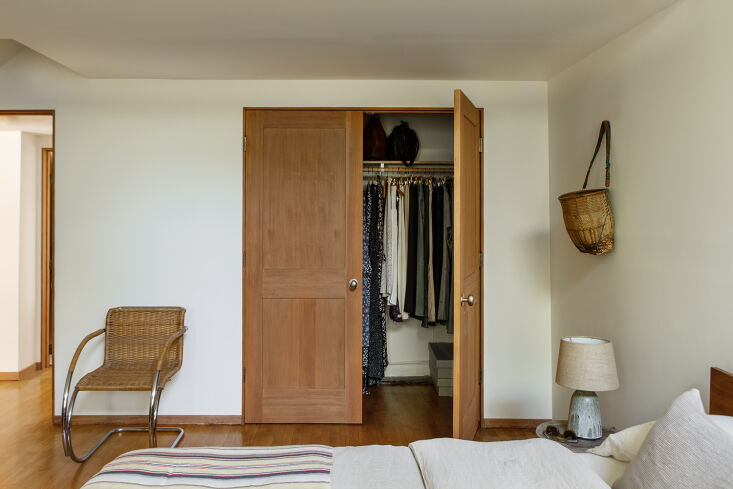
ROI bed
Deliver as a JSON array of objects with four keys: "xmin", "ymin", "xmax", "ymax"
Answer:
[{"xmin": 81, "ymin": 367, "xmax": 733, "ymax": 489}]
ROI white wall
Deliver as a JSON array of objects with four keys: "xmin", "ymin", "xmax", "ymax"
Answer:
[
  {"xmin": 483, "ymin": 84, "xmax": 551, "ymax": 420},
  {"xmin": 0, "ymin": 131, "xmax": 21, "ymax": 373},
  {"xmin": 549, "ymin": 0, "xmax": 733, "ymax": 428},
  {"xmin": 0, "ymin": 48, "xmax": 551, "ymax": 419}
]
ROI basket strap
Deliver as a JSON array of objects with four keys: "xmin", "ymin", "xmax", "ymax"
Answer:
[{"xmin": 582, "ymin": 120, "xmax": 611, "ymax": 189}]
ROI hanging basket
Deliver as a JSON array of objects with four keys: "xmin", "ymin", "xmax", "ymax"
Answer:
[{"xmin": 558, "ymin": 121, "xmax": 614, "ymax": 256}]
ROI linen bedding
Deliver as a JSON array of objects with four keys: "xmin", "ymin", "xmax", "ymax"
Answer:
[{"xmin": 82, "ymin": 439, "xmax": 617, "ymax": 489}]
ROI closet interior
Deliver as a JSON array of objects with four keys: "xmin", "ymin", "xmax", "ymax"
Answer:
[{"xmin": 361, "ymin": 111, "xmax": 455, "ymax": 401}]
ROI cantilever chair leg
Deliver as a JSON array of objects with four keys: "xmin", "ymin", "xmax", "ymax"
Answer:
[{"xmin": 62, "ymin": 368, "xmax": 184, "ymax": 463}]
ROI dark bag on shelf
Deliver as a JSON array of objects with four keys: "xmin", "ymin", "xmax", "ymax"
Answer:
[
  {"xmin": 363, "ymin": 115, "xmax": 388, "ymax": 160},
  {"xmin": 558, "ymin": 120, "xmax": 614, "ymax": 255},
  {"xmin": 387, "ymin": 121, "xmax": 420, "ymax": 166}
]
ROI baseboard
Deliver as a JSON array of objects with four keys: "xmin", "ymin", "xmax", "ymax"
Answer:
[
  {"xmin": 481, "ymin": 418, "xmax": 548, "ymax": 429},
  {"xmin": 383, "ymin": 361, "xmax": 430, "ymax": 378},
  {"xmin": 0, "ymin": 362, "xmax": 42, "ymax": 381},
  {"xmin": 52, "ymin": 414, "xmax": 241, "ymax": 426}
]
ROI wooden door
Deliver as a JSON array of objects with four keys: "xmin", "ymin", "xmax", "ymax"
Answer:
[
  {"xmin": 244, "ymin": 110, "xmax": 362, "ymax": 423},
  {"xmin": 453, "ymin": 90, "xmax": 482, "ymax": 439}
]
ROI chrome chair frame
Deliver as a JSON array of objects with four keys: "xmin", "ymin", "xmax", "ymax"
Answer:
[{"xmin": 61, "ymin": 327, "xmax": 187, "ymax": 463}]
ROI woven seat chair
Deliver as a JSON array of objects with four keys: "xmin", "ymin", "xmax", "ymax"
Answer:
[{"xmin": 62, "ymin": 307, "xmax": 187, "ymax": 463}]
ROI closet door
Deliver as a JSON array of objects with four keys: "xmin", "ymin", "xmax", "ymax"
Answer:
[
  {"xmin": 453, "ymin": 90, "xmax": 482, "ymax": 439},
  {"xmin": 244, "ymin": 110, "xmax": 362, "ymax": 423}
]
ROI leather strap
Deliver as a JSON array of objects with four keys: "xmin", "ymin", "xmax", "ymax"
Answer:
[{"xmin": 583, "ymin": 120, "xmax": 611, "ymax": 189}]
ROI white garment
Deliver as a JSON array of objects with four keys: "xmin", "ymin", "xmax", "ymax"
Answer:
[
  {"xmin": 398, "ymin": 184, "xmax": 409, "ymax": 320},
  {"xmin": 380, "ymin": 182, "xmax": 391, "ymax": 297},
  {"xmin": 426, "ymin": 184, "xmax": 436, "ymax": 323},
  {"xmin": 387, "ymin": 184, "xmax": 399, "ymax": 306}
]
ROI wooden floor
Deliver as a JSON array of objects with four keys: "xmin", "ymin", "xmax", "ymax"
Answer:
[{"xmin": 0, "ymin": 369, "xmax": 534, "ymax": 489}]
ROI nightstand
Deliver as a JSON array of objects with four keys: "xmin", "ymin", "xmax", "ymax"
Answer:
[{"xmin": 536, "ymin": 420, "xmax": 616, "ymax": 453}]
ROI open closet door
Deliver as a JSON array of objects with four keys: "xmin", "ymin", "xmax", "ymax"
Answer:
[
  {"xmin": 244, "ymin": 110, "xmax": 362, "ymax": 423},
  {"xmin": 452, "ymin": 90, "xmax": 482, "ymax": 440}
]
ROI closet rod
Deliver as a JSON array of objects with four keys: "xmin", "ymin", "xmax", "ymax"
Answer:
[{"xmin": 363, "ymin": 167, "xmax": 453, "ymax": 172}]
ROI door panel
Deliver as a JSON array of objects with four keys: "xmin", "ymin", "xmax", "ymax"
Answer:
[
  {"xmin": 453, "ymin": 91, "xmax": 482, "ymax": 439},
  {"xmin": 244, "ymin": 110, "xmax": 362, "ymax": 423}
]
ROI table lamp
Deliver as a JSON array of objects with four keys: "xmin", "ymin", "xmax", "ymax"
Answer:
[{"xmin": 555, "ymin": 336, "xmax": 619, "ymax": 439}]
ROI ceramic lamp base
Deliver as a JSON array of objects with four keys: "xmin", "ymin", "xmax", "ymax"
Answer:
[{"xmin": 567, "ymin": 390, "xmax": 602, "ymax": 440}]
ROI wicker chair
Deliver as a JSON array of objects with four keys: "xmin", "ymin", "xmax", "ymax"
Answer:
[{"xmin": 62, "ymin": 307, "xmax": 187, "ymax": 463}]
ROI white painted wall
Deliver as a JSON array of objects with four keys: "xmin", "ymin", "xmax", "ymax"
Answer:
[
  {"xmin": 0, "ymin": 131, "xmax": 22, "ymax": 373},
  {"xmin": 549, "ymin": 0, "xmax": 733, "ymax": 428},
  {"xmin": 0, "ymin": 48, "xmax": 551, "ymax": 419},
  {"xmin": 385, "ymin": 321, "xmax": 453, "ymax": 378},
  {"xmin": 483, "ymin": 84, "xmax": 551, "ymax": 419}
]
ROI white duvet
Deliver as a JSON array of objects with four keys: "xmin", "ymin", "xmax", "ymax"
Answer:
[{"xmin": 409, "ymin": 438, "xmax": 610, "ymax": 489}]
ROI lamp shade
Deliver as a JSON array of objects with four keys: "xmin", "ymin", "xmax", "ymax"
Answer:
[{"xmin": 556, "ymin": 336, "xmax": 619, "ymax": 392}]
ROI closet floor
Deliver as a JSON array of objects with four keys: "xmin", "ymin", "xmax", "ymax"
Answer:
[{"xmin": 0, "ymin": 370, "xmax": 535, "ymax": 489}]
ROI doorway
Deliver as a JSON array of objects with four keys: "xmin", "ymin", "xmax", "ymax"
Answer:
[
  {"xmin": 242, "ymin": 95, "xmax": 483, "ymax": 439},
  {"xmin": 0, "ymin": 110, "xmax": 55, "ymax": 414}
]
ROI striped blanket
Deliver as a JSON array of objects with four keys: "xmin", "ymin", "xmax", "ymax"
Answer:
[{"xmin": 83, "ymin": 446, "xmax": 334, "ymax": 488}]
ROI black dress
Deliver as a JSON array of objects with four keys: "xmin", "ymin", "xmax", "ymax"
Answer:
[{"xmin": 403, "ymin": 183, "xmax": 419, "ymax": 314}]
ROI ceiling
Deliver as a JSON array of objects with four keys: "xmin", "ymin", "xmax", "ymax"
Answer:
[
  {"xmin": 0, "ymin": 40, "xmax": 23, "ymax": 68},
  {"xmin": 0, "ymin": 0, "xmax": 676, "ymax": 80},
  {"xmin": 0, "ymin": 115, "xmax": 53, "ymax": 135}
]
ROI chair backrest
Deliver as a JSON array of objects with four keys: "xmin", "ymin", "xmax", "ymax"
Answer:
[{"xmin": 104, "ymin": 307, "xmax": 186, "ymax": 371}]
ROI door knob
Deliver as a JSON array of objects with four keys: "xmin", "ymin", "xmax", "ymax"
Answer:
[
  {"xmin": 460, "ymin": 294, "xmax": 475, "ymax": 307},
  {"xmin": 348, "ymin": 279, "xmax": 359, "ymax": 291}
]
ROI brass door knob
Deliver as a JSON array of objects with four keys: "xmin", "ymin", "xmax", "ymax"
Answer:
[{"xmin": 348, "ymin": 279, "xmax": 359, "ymax": 291}]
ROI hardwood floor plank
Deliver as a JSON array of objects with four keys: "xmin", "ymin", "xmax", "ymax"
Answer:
[{"xmin": 0, "ymin": 369, "xmax": 535, "ymax": 489}]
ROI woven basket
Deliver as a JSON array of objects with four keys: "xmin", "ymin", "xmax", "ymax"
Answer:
[{"xmin": 558, "ymin": 121, "xmax": 614, "ymax": 256}]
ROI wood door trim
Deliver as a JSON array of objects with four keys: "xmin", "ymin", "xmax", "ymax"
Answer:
[
  {"xmin": 244, "ymin": 107, "xmax": 453, "ymax": 114},
  {"xmin": 0, "ymin": 110, "xmax": 55, "ymax": 421},
  {"xmin": 478, "ymin": 108, "xmax": 484, "ymax": 427},
  {"xmin": 41, "ymin": 147, "xmax": 54, "ymax": 370},
  {"xmin": 241, "ymin": 104, "xmax": 482, "ymax": 425}
]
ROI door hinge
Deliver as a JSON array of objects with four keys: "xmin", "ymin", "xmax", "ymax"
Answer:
[
  {"xmin": 478, "ymin": 252, "xmax": 483, "ymax": 268},
  {"xmin": 242, "ymin": 251, "xmax": 246, "ymax": 267},
  {"xmin": 243, "ymin": 136, "xmax": 247, "ymax": 152},
  {"xmin": 243, "ymin": 367, "xmax": 246, "ymax": 383},
  {"xmin": 479, "ymin": 367, "xmax": 483, "ymax": 385},
  {"xmin": 478, "ymin": 137, "xmax": 483, "ymax": 153}
]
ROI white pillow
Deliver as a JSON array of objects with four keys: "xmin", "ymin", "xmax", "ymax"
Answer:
[
  {"xmin": 588, "ymin": 414, "xmax": 733, "ymax": 462},
  {"xmin": 613, "ymin": 389, "xmax": 733, "ymax": 489},
  {"xmin": 588, "ymin": 421, "xmax": 655, "ymax": 462}
]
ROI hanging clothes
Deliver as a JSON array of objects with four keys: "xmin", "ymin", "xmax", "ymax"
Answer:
[
  {"xmin": 438, "ymin": 181, "xmax": 453, "ymax": 325},
  {"xmin": 404, "ymin": 183, "xmax": 419, "ymax": 315},
  {"xmin": 426, "ymin": 184, "xmax": 436, "ymax": 324},
  {"xmin": 414, "ymin": 184, "xmax": 427, "ymax": 324},
  {"xmin": 381, "ymin": 183, "xmax": 394, "ymax": 299},
  {"xmin": 361, "ymin": 186, "xmax": 373, "ymax": 389},
  {"xmin": 398, "ymin": 184, "xmax": 409, "ymax": 320},
  {"xmin": 432, "ymin": 185, "xmax": 444, "ymax": 313},
  {"xmin": 445, "ymin": 182, "xmax": 455, "ymax": 333},
  {"xmin": 361, "ymin": 174, "xmax": 455, "ymax": 388},
  {"xmin": 365, "ymin": 183, "xmax": 388, "ymax": 387}
]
